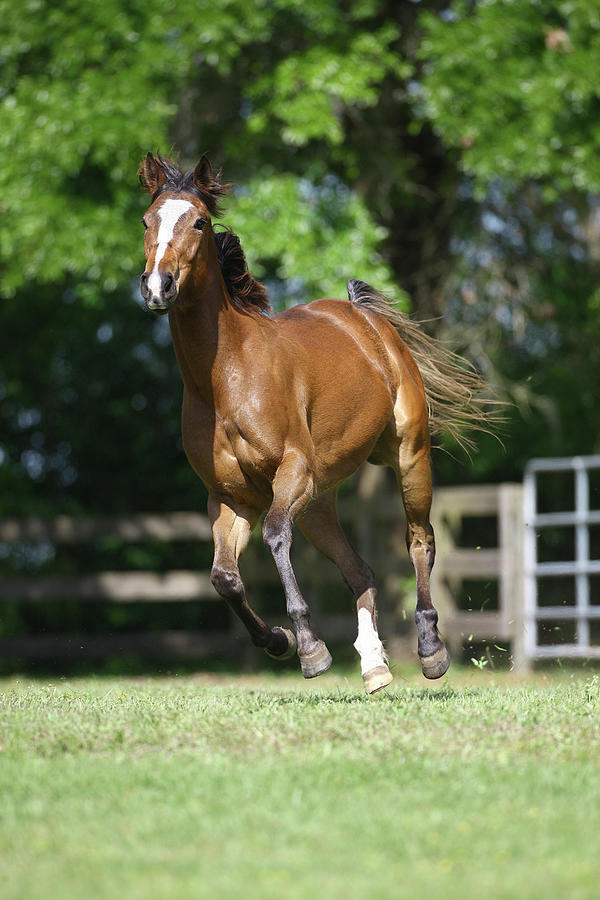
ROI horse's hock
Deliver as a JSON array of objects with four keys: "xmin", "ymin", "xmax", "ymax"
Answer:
[{"xmin": 345, "ymin": 472, "xmax": 526, "ymax": 667}]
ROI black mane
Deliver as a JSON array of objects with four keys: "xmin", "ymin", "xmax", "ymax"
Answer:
[{"xmin": 214, "ymin": 229, "xmax": 271, "ymax": 313}]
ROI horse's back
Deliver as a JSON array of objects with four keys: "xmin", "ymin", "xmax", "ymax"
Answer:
[
  {"xmin": 274, "ymin": 297, "xmax": 397, "ymax": 402},
  {"xmin": 276, "ymin": 297, "xmax": 426, "ymax": 410}
]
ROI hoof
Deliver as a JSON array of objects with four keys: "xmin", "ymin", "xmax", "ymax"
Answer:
[
  {"xmin": 299, "ymin": 640, "xmax": 332, "ymax": 679},
  {"xmin": 362, "ymin": 664, "xmax": 393, "ymax": 695},
  {"xmin": 420, "ymin": 646, "xmax": 450, "ymax": 680},
  {"xmin": 264, "ymin": 627, "xmax": 297, "ymax": 661}
]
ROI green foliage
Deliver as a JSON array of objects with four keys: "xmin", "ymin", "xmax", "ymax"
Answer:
[
  {"xmin": 420, "ymin": 0, "xmax": 600, "ymax": 195},
  {"xmin": 1, "ymin": 0, "xmax": 172, "ymax": 295},
  {"xmin": 232, "ymin": 175, "xmax": 396, "ymax": 302},
  {"xmin": 417, "ymin": 1, "xmax": 600, "ymax": 474},
  {"xmin": 0, "ymin": 0, "xmax": 400, "ymax": 299},
  {"xmin": 0, "ymin": 279, "xmax": 198, "ymax": 516},
  {"xmin": 248, "ymin": 24, "xmax": 409, "ymax": 147}
]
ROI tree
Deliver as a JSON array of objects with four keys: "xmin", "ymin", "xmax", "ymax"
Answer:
[
  {"xmin": 418, "ymin": 0, "xmax": 600, "ymax": 474},
  {"xmin": 0, "ymin": 0, "xmax": 409, "ymax": 514},
  {"xmin": 420, "ymin": 0, "xmax": 600, "ymax": 195},
  {"xmin": 2, "ymin": 0, "xmax": 600, "ymax": 521},
  {"xmin": 0, "ymin": 0, "xmax": 402, "ymax": 303}
]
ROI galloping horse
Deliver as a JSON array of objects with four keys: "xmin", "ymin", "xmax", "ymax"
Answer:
[{"xmin": 138, "ymin": 153, "xmax": 490, "ymax": 693}]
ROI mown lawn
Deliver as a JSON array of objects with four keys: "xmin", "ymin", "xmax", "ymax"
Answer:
[{"xmin": 1, "ymin": 667, "xmax": 599, "ymax": 899}]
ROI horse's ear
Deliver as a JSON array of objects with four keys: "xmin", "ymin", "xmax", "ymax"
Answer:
[
  {"xmin": 192, "ymin": 154, "xmax": 231, "ymax": 217},
  {"xmin": 138, "ymin": 153, "xmax": 168, "ymax": 195},
  {"xmin": 193, "ymin": 155, "xmax": 213, "ymax": 190}
]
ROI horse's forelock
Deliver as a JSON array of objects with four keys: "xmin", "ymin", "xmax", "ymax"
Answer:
[{"xmin": 147, "ymin": 156, "xmax": 229, "ymax": 217}]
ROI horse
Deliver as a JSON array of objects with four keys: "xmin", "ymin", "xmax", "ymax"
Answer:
[{"xmin": 138, "ymin": 152, "xmax": 491, "ymax": 693}]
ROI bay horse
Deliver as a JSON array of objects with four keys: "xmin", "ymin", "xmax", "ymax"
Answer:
[{"xmin": 138, "ymin": 153, "xmax": 490, "ymax": 693}]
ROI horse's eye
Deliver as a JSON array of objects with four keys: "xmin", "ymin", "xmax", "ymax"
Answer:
[
  {"xmin": 142, "ymin": 219, "xmax": 148, "ymax": 230},
  {"xmin": 194, "ymin": 218, "xmax": 206, "ymax": 231}
]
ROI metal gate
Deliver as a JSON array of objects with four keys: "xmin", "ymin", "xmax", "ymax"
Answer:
[{"xmin": 523, "ymin": 455, "xmax": 600, "ymax": 660}]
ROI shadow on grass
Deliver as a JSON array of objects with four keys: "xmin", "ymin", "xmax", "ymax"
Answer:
[{"xmin": 242, "ymin": 686, "xmax": 476, "ymax": 707}]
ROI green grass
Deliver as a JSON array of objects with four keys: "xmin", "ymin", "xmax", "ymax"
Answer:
[{"xmin": 1, "ymin": 667, "xmax": 600, "ymax": 899}]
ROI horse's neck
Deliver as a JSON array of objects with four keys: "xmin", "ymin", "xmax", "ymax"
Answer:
[{"xmin": 168, "ymin": 259, "xmax": 250, "ymax": 402}]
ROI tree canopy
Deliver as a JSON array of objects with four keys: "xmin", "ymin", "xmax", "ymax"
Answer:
[{"xmin": 1, "ymin": 0, "xmax": 600, "ymax": 516}]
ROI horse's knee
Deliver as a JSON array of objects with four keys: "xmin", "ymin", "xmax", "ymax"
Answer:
[{"xmin": 210, "ymin": 565, "xmax": 243, "ymax": 601}]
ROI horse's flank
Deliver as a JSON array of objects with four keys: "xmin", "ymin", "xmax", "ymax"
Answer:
[{"xmin": 212, "ymin": 243, "xmax": 495, "ymax": 452}]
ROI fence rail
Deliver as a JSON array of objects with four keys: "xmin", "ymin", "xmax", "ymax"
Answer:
[
  {"xmin": 0, "ymin": 472, "xmax": 410, "ymax": 662},
  {"xmin": 0, "ymin": 511, "xmax": 213, "ymax": 544},
  {"xmin": 0, "ymin": 571, "xmax": 216, "ymax": 603},
  {"xmin": 0, "ymin": 476, "xmax": 528, "ymax": 665},
  {"xmin": 3, "ymin": 465, "xmax": 596, "ymax": 668}
]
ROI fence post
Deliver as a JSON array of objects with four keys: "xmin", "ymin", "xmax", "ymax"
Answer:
[{"xmin": 499, "ymin": 483, "xmax": 529, "ymax": 671}]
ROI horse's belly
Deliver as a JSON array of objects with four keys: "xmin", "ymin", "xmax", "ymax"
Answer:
[{"xmin": 310, "ymin": 390, "xmax": 393, "ymax": 490}]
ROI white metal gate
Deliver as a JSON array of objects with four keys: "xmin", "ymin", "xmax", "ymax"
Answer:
[{"xmin": 524, "ymin": 455, "xmax": 600, "ymax": 660}]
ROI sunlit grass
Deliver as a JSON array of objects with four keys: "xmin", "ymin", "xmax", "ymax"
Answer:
[{"xmin": 1, "ymin": 668, "xmax": 599, "ymax": 899}]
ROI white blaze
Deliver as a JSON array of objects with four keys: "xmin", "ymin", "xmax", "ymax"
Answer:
[
  {"xmin": 354, "ymin": 607, "xmax": 387, "ymax": 675},
  {"xmin": 147, "ymin": 199, "xmax": 193, "ymax": 296}
]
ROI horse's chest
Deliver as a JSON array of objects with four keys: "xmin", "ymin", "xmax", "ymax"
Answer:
[
  {"xmin": 181, "ymin": 395, "xmax": 278, "ymax": 497},
  {"xmin": 223, "ymin": 421, "xmax": 281, "ymax": 484}
]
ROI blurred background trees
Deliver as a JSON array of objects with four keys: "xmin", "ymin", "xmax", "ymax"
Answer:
[{"xmin": 2, "ymin": 0, "xmax": 600, "ymax": 516}]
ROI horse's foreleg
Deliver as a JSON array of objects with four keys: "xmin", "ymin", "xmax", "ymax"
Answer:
[
  {"xmin": 262, "ymin": 452, "xmax": 332, "ymax": 678},
  {"xmin": 208, "ymin": 495, "xmax": 296, "ymax": 659},
  {"xmin": 397, "ymin": 446, "xmax": 450, "ymax": 679},
  {"xmin": 297, "ymin": 490, "xmax": 393, "ymax": 694}
]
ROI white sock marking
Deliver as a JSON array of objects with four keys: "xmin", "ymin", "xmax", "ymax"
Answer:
[
  {"xmin": 354, "ymin": 607, "xmax": 387, "ymax": 675},
  {"xmin": 148, "ymin": 199, "xmax": 193, "ymax": 296}
]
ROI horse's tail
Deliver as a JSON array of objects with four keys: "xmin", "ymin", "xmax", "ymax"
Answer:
[{"xmin": 347, "ymin": 279, "xmax": 500, "ymax": 451}]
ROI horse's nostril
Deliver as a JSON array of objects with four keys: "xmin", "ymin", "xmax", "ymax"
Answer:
[
  {"xmin": 140, "ymin": 272, "xmax": 149, "ymax": 298},
  {"xmin": 162, "ymin": 272, "xmax": 176, "ymax": 298}
]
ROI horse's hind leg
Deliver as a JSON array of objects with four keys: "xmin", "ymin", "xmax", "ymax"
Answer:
[
  {"xmin": 208, "ymin": 494, "xmax": 296, "ymax": 659},
  {"xmin": 262, "ymin": 450, "xmax": 332, "ymax": 679},
  {"xmin": 297, "ymin": 490, "xmax": 393, "ymax": 694},
  {"xmin": 396, "ymin": 444, "xmax": 450, "ymax": 679}
]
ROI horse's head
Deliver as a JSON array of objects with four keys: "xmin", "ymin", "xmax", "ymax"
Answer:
[{"xmin": 138, "ymin": 153, "xmax": 229, "ymax": 314}]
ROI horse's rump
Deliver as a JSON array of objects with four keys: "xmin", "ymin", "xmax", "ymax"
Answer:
[{"xmin": 347, "ymin": 279, "xmax": 495, "ymax": 450}]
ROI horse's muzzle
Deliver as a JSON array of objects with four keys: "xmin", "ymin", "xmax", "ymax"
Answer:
[{"xmin": 140, "ymin": 270, "xmax": 177, "ymax": 314}]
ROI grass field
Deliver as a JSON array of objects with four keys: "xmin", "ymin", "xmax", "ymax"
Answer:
[{"xmin": 1, "ymin": 665, "xmax": 599, "ymax": 899}]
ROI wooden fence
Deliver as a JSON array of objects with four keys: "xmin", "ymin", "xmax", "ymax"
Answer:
[
  {"xmin": 430, "ymin": 482, "xmax": 526, "ymax": 669},
  {"xmin": 0, "ymin": 469, "xmax": 411, "ymax": 664},
  {"xmin": 0, "ymin": 475, "xmax": 526, "ymax": 667}
]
